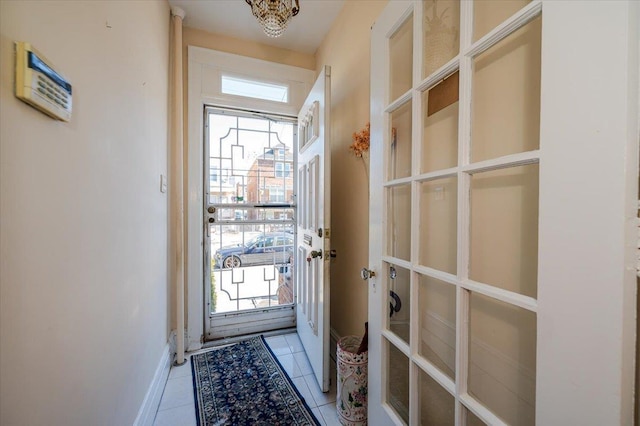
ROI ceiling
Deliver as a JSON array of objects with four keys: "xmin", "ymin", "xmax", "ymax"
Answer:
[{"xmin": 168, "ymin": 0, "xmax": 346, "ymax": 55}]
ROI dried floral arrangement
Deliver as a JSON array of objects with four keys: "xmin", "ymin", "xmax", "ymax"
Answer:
[{"xmin": 349, "ymin": 122, "xmax": 370, "ymax": 157}]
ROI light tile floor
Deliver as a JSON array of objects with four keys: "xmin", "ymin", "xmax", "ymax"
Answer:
[{"xmin": 153, "ymin": 332, "xmax": 341, "ymax": 426}]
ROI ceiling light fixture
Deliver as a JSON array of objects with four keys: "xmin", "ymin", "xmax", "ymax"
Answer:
[{"xmin": 245, "ymin": 0, "xmax": 300, "ymax": 38}]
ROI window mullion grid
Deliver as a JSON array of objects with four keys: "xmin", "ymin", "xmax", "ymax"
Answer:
[
  {"xmin": 409, "ymin": 3, "xmax": 422, "ymax": 414},
  {"xmin": 409, "ymin": 282, "xmax": 419, "ymax": 426},
  {"xmin": 455, "ymin": 170, "xmax": 471, "ymax": 425},
  {"xmin": 460, "ymin": 278, "xmax": 537, "ymax": 313},
  {"xmin": 409, "ymin": 171, "xmax": 420, "ymax": 426},
  {"xmin": 409, "ymin": 167, "xmax": 420, "ymax": 426},
  {"xmin": 456, "ymin": 0, "xmax": 474, "ymax": 424},
  {"xmin": 460, "ymin": 394, "xmax": 509, "ymax": 426},
  {"xmin": 410, "ymin": 37, "xmax": 422, "ymax": 349},
  {"xmin": 409, "ymin": 1, "xmax": 428, "ymax": 421},
  {"xmin": 463, "ymin": 0, "xmax": 542, "ymax": 60}
]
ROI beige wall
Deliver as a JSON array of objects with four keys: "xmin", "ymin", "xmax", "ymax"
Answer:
[
  {"xmin": 315, "ymin": 0, "xmax": 388, "ymax": 338},
  {"xmin": 0, "ymin": 1, "xmax": 170, "ymax": 425},
  {"xmin": 184, "ymin": 27, "xmax": 315, "ymax": 70}
]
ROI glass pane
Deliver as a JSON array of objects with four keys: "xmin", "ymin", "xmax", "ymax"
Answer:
[
  {"xmin": 419, "ymin": 177, "xmax": 457, "ymax": 274},
  {"xmin": 387, "ymin": 185, "xmax": 412, "ymax": 261},
  {"xmin": 473, "ymin": 0, "xmax": 532, "ymax": 42},
  {"xmin": 469, "ymin": 293, "xmax": 536, "ymax": 426},
  {"xmin": 465, "ymin": 408, "xmax": 486, "ymax": 426},
  {"xmin": 206, "ymin": 110, "xmax": 296, "ymax": 316},
  {"xmin": 418, "ymin": 275, "xmax": 456, "ymax": 379},
  {"xmin": 208, "ymin": 113, "xmax": 294, "ymax": 204},
  {"xmin": 469, "ymin": 164, "xmax": 539, "ymax": 297},
  {"xmin": 390, "ymin": 14, "xmax": 414, "ymax": 101},
  {"xmin": 387, "ymin": 264, "xmax": 411, "ymax": 345},
  {"xmin": 471, "ymin": 16, "xmax": 541, "ymax": 162},
  {"xmin": 423, "ymin": 0, "xmax": 460, "ymax": 78},
  {"xmin": 418, "ymin": 369, "xmax": 455, "ymax": 425},
  {"xmin": 390, "ymin": 101, "xmax": 413, "ymax": 180},
  {"xmin": 210, "ymin": 223, "xmax": 294, "ymax": 313},
  {"xmin": 221, "ymin": 74, "xmax": 288, "ymax": 103},
  {"xmin": 421, "ymin": 74, "xmax": 459, "ymax": 173},
  {"xmin": 387, "ymin": 342, "xmax": 410, "ymax": 423}
]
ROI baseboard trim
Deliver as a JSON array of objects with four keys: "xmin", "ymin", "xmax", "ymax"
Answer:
[{"xmin": 133, "ymin": 343, "xmax": 172, "ymax": 426}]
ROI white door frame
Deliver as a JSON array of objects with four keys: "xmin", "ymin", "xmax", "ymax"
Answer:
[
  {"xmin": 186, "ymin": 47, "xmax": 314, "ymax": 350},
  {"xmin": 368, "ymin": 1, "xmax": 639, "ymax": 424}
]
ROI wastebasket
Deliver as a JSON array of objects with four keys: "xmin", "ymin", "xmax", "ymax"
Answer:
[{"xmin": 336, "ymin": 335, "xmax": 368, "ymax": 425}]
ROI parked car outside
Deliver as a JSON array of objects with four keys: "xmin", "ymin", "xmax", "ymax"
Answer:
[{"xmin": 214, "ymin": 232, "xmax": 294, "ymax": 269}]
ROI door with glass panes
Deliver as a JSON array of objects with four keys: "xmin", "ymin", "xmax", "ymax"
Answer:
[
  {"xmin": 204, "ymin": 108, "xmax": 297, "ymax": 340},
  {"xmin": 369, "ymin": 0, "xmax": 542, "ymax": 424}
]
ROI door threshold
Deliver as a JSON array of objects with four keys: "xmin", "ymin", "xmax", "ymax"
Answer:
[{"xmin": 202, "ymin": 327, "xmax": 297, "ymax": 349}]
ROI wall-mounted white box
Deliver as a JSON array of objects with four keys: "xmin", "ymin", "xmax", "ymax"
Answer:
[{"xmin": 15, "ymin": 42, "xmax": 72, "ymax": 122}]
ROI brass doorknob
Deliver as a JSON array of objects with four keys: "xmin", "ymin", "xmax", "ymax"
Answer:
[
  {"xmin": 360, "ymin": 268, "xmax": 376, "ymax": 280},
  {"xmin": 309, "ymin": 250, "xmax": 322, "ymax": 259}
]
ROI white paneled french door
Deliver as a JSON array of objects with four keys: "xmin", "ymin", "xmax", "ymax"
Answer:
[
  {"xmin": 296, "ymin": 66, "xmax": 332, "ymax": 392},
  {"xmin": 368, "ymin": 1, "xmax": 638, "ymax": 425}
]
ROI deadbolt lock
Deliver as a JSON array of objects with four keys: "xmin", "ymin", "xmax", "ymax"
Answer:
[
  {"xmin": 207, "ymin": 206, "xmax": 216, "ymax": 214},
  {"xmin": 208, "ymin": 217, "xmax": 215, "ymax": 223}
]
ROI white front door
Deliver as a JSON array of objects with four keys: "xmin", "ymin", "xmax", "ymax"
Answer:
[
  {"xmin": 296, "ymin": 66, "xmax": 332, "ymax": 392},
  {"xmin": 368, "ymin": 1, "xmax": 638, "ymax": 425}
]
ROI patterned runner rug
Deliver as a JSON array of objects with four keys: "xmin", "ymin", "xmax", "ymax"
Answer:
[{"xmin": 191, "ymin": 336, "xmax": 320, "ymax": 426}]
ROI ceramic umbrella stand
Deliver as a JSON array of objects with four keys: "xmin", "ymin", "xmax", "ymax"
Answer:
[{"xmin": 336, "ymin": 335, "xmax": 368, "ymax": 425}]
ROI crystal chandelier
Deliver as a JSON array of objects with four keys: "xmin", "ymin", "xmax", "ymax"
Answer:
[{"xmin": 245, "ymin": 0, "xmax": 300, "ymax": 38}]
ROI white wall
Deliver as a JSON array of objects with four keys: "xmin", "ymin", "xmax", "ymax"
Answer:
[
  {"xmin": 536, "ymin": 1, "xmax": 639, "ymax": 424},
  {"xmin": 0, "ymin": 1, "xmax": 170, "ymax": 425}
]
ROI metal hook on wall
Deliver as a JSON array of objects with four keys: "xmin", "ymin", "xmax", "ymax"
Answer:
[{"xmin": 389, "ymin": 290, "xmax": 402, "ymax": 318}]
